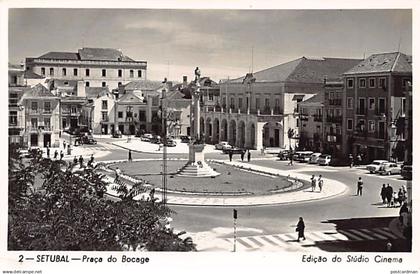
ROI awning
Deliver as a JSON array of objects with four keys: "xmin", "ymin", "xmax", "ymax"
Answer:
[{"xmin": 292, "ymin": 95, "xmax": 305, "ymax": 101}]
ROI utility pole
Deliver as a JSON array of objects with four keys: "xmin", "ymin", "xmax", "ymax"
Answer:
[
  {"xmin": 161, "ymin": 78, "xmax": 168, "ymax": 205},
  {"xmin": 233, "ymin": 209, "xmax": 238, "ymax": 252}
]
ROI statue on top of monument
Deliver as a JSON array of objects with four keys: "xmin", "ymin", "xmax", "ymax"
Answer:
[{"xmin": 194, "ymin": 67, "xmax": 201, "ymax": 83}]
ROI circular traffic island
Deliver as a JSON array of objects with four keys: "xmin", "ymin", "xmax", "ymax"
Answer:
[{"xmin": 108, "ymin": 160, "xmax": 309, "ymax": 196}]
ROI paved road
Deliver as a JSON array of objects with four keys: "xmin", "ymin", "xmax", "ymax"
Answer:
[{"xmin": 89, "ymin": 138, "xmax": 406, "ymax": 251}]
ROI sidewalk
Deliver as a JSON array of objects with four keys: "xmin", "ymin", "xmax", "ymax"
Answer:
[
  {"xmin": 99, "ymin": 159, "xmax": 348, "ymax": 207},
  {"xmin": 111, "ymin": 138, "xmax": 217, "ymax": 154}
]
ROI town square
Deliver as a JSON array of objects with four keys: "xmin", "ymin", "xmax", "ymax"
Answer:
[{"xmin": 6, "ymin": 8, "xmax": 413, "ymax": 254}]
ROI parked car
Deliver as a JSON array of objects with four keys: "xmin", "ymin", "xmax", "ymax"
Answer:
[
  {"xmin": 75, "ymin": 135, "xmax": 97, "ymax": 145},
  {"xmin": 366, "ymin": 160, "xmax": 389, "ymax": 174},
  {"xmin": 112, "ymin": 131, "xmax": 122, "ymax": 138},
  {"xmin": 215, "ymin": 141, "xmax": 232, "ymax": 150},
  {"xmin": 150, "ymin": 136, "xmax": 162, "ymax": 144},
  {"xmin": 317, "ymin": 154, "xmax": 332, "ymax": 166},
  {"xmin": 167, "ymin": 139, "xmax": 177, "ymax": 147},
  {"xmin": 401, "ymin": 164, "xmax": 412, "ymax": 180},
  {"xmin": 223, "ymin": 147, "xmax": 245, "ymax": 154},
  {"xmin": 264, "ymin": 147, "xmax": 282, "ymax": 154},
  {"xmin": 378, "ymin": 162, "xmax": 401, "ymax": 175},
  {"xmin": 140, "ymin": 133, "xmax": 153, "ymax": 142},
  {"xmin": 180, "ymin": 135, "xmax": 192, "ymax": 143},
  {"xmin": 297, "ymin": 151, "xmax": 314, "ymax": 162},
  {"xmin": 308, "ymin": 153, "xmax": 322, "ymax": 164},
  {"xmin": 277, "ymin": 150, "xmax": 290, "ymax": 160}
]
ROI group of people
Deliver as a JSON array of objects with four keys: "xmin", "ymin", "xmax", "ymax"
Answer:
[
  {"xmin": 310, "ymin": 174, "xmax": 324, "ymax": 192},
  {"xmin": 46, "ymin": 146, "xmax": 65, "ymax": 161},
  {"xmin": 73, "ymin": 154, "xmax": 95, "ymax": 168},
  {"xmin": 229, "ymin": 150, "xmax": 251, "ymax": 162},
  {"xmin": 380, "ymin": 184, "xmax": 407, "ymax": 207},
  {"xmin": 348, "ymin": 153, "xmax": 363, "ymax": 168}
]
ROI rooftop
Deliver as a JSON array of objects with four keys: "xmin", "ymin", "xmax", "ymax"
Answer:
[
  {"xmin": 124, "ymin": 80, "xmax": 163, "ymax": 91},
  {"xmin": 299, "ymin": 92, "xmax": 324, "ymax": 106},
  {"xmin": 230, "ymin": 57, "xmax": 363, "ymax": 84},
  {"xmin": 20, "ymin": 84, "xmax": 55, "ymax": 99},
  {"xmin": 344, "ymin": 52, "xmax": 412, "ymax": 74},
  {"xmin": 34, "ymin": 48, "xmax": 142, "ymax": 63},
  {"xmin": 86, "ymin": 87, "xmax": 111, "ymax": 99}
]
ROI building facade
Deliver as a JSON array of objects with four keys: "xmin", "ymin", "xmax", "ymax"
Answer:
[
  {"xmin": 298, "ymin": 93, "xmax": 324, "ymax": 151},
  {"xmin": 323, "ymin": 80, "xmax": 345, "ymax": 157},
  {"xmin": 201, "ymin": 57, "xmax": 362, "ymax": 150},
  {"xmin": 25, "ymin": 48, "xmax": 147, "ymax": 90},
  {"xmin": 343, "ymin": 52, "xmax": 412, "ymax": 162},
  {"xmin": 19, "ymin": 84, "xmax": 61, "ymax": 148}
]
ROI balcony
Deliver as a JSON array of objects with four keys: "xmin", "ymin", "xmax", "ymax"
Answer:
[
  {"xmin": 326, "ymin": 116, "xmax": 342, "ymax": 123},
  {"xmin": 313, "ymin": 115, "xmax": 323, "ymax": 122},
  {"xmin": 328, "ymin": 99, "xmax": 342, "ymax": 106},
  {"xmin": 299, "ymin": 114, "xmax": 309, "ymax": 121},
  {"xmin": 356, "ymin": 107, "xmax": 367, "ymax": 115},
  {"xmin": 326, "ymin": 134, "xmax": 342, "ymax": 143},
  {"xmin": 354, "ymin": 129, "xmax": 368, "ymax": 137}
]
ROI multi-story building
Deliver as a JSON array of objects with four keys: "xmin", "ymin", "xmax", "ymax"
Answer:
[
  {"xmin": 164, "ymin": 89, "xmax": 191, "ymax": 138},
  {"xmin": 114, "ymin": 81, "xmax": 163, "ymax": 135},
  {"xmin": 201, "ymin": 57, "xmax": 361, "ymax": 150},
  {"xmin": 343, "ymin": 52, "xmax": 412, "ymax": 162},
  {"xmin": 298, "ymin": 92, "xmax": 324, "ymax": 151},
  {"xmin": 19, "ymin": 84, "xmax": 61, "ymax": 148},
  {"xmin": 8, "ymin": 64, "xmax": 46, "ymax": 146},
  {"xmin": 85, "ymin": 87, "xmax": 116, "ymax": 135},
  {"xmin": 323, "ymin": 79, "xmax": 345, "ymax": 156},
  {"xmin": 25, "ymin": 48, "xmax": 147, "ymax": 90}
]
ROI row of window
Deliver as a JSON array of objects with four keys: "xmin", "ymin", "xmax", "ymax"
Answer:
[
  {"xmin": 40, "ymin": 67, "xmax": 143, "ymax": 78},
  {"xmin": 346, "ymin": 77, "xmax": 411, "ymax": 89},
  {"xmin": 222, "ymin": 97, "xmax": 281, "ymax": 109},
  {"xmin": 346, "ymin": 118, "xmax": 385, "ymax": 133},
  {"xmin": 347, "ymin": 77, "xmax": 387, "ymax": 89},
  {"xmin": 29, "ymin": 117, "xmax": 51, "ymax": 127},
  {"xmin": 30, "ymin": 101, "xmax": 51, "ymax": 111}
]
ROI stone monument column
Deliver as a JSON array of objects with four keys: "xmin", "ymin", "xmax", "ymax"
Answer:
[{"xmin": 178, "ymin": 67, "xmax": 220, "ymax": 178}]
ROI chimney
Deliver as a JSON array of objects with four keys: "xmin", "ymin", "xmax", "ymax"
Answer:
[
  {"xmin": 77, "ymin": 80, "xmax": 86, "ymax": 97},
  {"xmin": 183, "ymin": 76, "xmax": 188, "ymax": 86}
]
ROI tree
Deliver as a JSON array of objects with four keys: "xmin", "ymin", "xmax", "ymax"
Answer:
[{"xmin": 8, "ymin": 145, "xmax": 196, "ymax": 251}]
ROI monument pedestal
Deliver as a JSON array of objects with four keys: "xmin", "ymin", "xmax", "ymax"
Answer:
[{"xmin": 178, "ymin": 144, "xmax": 220, "ymax": 177}]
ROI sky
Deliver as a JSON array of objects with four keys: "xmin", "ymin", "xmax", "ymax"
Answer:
[{"xmin": 8, "ymin": 9, "xmax": 412, "ymax": 82}]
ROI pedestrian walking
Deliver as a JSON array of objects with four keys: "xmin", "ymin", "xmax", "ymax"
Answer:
[
  {"xmin": 63, "ymin": 140, "xmax": 67, "ymax": 150},
  {"xmin": 357, "ymin": 177, "xmax": 363, "ymax": 196},
  {"xmin": 356, "ymin": 154, "xmax": 362, "ymax": 166},
  {"xmin": 288, "ymin": 151, "xmax": 294, "ymax": 166},
  {"xmin": 386, "ymin": 184, "xmax": 393, "ymax": 207},
  {"xmin": 398, "ymin": 188, "xmax": 404, "ymax": 206},
  {"xmin": 247, "ymin": 150, "xmax": 251, "ymax": 162},
  {"xmin": 60, "ymin": 150, "xmax": 64, "ymax": 160},
  {"xmin": 311, "ymin": 175, "xmax": 316, "ymax": 192},
  {"xmin": 240, "ymin": 150, "xmax": 245, "ymax": 161},
  {"xmin": 46, "ymin": 146, "xmax": 50, "ymax": 158},
  {"xmin": 228, "ymin": 150, "xmax": 233, "ymax": 162},
  {"xmin": 54, "ymin": 150, "xmax": 58, "ymax": 160},
  {"xmin": 149, "ymin": 188, "xmax": 155, "ymax": 201},
  {"xmin": 79, "ymin": 155, "xmax": 84, "ymax": 168},
  {"xmin": 128, "ymin": 150, "xmax": 132, "ymax": 162},
  {"xmin": 392, "ymin": 191, "xmax": 399, "ymax": 207},
  {"xmin": 318, "ymin": 175, "xmax": 324, "ymax": 192},
  {"xmin": 73, "ymin": 156, "xmax": 78, "ymax": 165},
  {"xmin": 296, "ymin": 217, "xmax": 306, "ymax": 242},
  {"xmin": 349, "ymin": 154, "xmax": 353, "ymax": 168},
  {"xmin": 115, "ymin": 167, "xmax": 121, "ymax": 182},
  {"xmin": 380, "ymin": 184, "xmax": 387, "ymax": 204}
]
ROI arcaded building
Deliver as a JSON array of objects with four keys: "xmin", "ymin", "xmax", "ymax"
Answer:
[{"xmin": 201, "ymin": 57, "xmax": 362, "ymax": 150}]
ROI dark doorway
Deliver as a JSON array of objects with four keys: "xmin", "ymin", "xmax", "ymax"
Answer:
[
  {"xmin": 118, "ymin": 125, "xmax": 124, "ymax": 134},
  {"xmin": 102, "ymin": 125, "xmax": 108, "ymax": 135},
  {"xmin": 70, "ymin": 118, "xmax": 78, "ymax": 128},
  {"xmin": 129, "ymin": 125, "xmax": 135, "ymax": 135},
  {"xmin": 43, "ymin": 134, "xmax": 51, "ymax": 147},
  {"xmin": 30, "ymin": 134, "xmax": 38, "ymax": 147},
  {"xmin": 274, "ymin": 129, "xmax": 280, "ymax": 147}
]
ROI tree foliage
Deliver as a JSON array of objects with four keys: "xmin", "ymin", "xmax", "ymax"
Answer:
[{"xmin": 8, "ymin": 145, "xmax": 196, "ymax": 251}]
